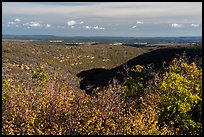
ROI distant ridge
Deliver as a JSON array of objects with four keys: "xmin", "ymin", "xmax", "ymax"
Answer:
[
  {"xmin": 2, "ymin": 34, "xmax": 65, "ymax": 40},
  {"xmin": 2, "ymin": 34, "xmax": 202, "ymax": 44}
]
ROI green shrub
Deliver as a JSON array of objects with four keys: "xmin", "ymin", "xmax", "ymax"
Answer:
[
  {"xmin": 158, "ymin": 57, "xmax": 202, "ymax": 135},
  {"xmin": 121, "ymin": 65, "xmax": 145, "ymax": 101},
  {"xmin": 32, "ymin": 68, "xmax": 49, "ymax": 85}
]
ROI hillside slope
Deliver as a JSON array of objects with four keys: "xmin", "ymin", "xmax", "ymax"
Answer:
[{"xmin": 77, "ymin": 45, "xmax": 202, "ymax": 94}]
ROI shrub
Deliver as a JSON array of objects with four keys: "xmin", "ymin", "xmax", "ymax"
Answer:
[
  {"xmin": 2, "ymin": 72, "xmax": 172, "ymax": 135},
  {"xmin": 2, "ymin": 75, "xmax": 75, "ymax": 135},
  {"xmin": 2, "ymin": 79, "xmax": 11, "ymax": 105},
  {"xmin": 121, "ymin": 65, "xmax": 145, "ymax": 101},
  {"xmin": 2, "ymin": 55, "xmax": 201, "ymax": 135},
  {"xmin": 32, "ymin": 67, "xmax": 49, "ymax": 85},
  {"xmin": 158, "ymin": 57, "xmax": 202, "ymax": 135}
]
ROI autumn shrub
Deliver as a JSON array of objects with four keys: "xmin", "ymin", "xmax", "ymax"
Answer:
[
  {"xmin": 2, "ymin": 54, "xmax": 201, "ymax": 135},
  {"xmin": 73, "ymin": 87, "xmax": 174, "ymax": 135},
  {"xmin": 2, "ymin": 71, "xmax": 75, "ymax": 135},
  {"xmin": 2, "ymin": 69, "xmax": 171, "ymax": 135},
  {"xmin": 71, "ymin": 64, "xmax": 173, "ymax": 135}
]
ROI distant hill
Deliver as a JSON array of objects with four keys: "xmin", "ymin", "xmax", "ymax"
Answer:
[
  {"xmin": 2, "ymin": 34, "xmax": 202, "ymax": 44},
  {"xmin": 2, "ymin": 34, "xmax": 64, "ymax": 40}
]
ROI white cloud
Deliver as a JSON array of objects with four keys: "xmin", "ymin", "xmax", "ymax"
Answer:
[
  {"xmin": 171, "ymin": 23, "xmax": 184, "ymax": 28},
  {"xmin": 136, "ymin": 21, "xmax": 144, "ymax": 24},
  {"xmin": 23, "ymin": 21, "xmax": 42, "ymax": 28},
  {"xmin": 131, "ymin": 25, "xmax": 137, "ymax": 29},
  {"xmin": 7, "ymin": 18, "xmax": 21, "ymax": 26},
  {"xmin": 93, "ymin": 26, "xmax": 99, "ymax": 29},
  {"xmin": 67, "ymin": 20, "xmax": 84, "ymax": 27},
  {"xmin": 91, "ymin": 26, "xmax": 105, "ymax": 30},
  {"xmin": 14, "ymin": 18, "xmax": 21, "ymax": 22},
  {"xmin": 7, "ymin": 21, "xmax": 18, "ymax": 27},
  {"xmin": 46, "ymin": 24, "xmax": 51, "ymax": 27},
  {"xmin": 67, "ymin": 20, "xmax": 77, "ymax": 26},
  {"xmin": 191, "ymin": 23, "xmax": 199, "ymax": 27},
  {"xmin": 30, "ymin": 21, "xmax": 42, "ymax": 27},
  {"xmin": 83, "ymin": 25, "xmax": 91, "ymax": 29},
  {"xmin": 8, "ymin": 21, "xmax": 16, "ymax": 25},
  {"xmin": 99, "ymin": 27, "xmax": 105, "ymax": 30},
  {"xmin": 23, "ymin": 22, "xmax": 29, "ymax": 26}
]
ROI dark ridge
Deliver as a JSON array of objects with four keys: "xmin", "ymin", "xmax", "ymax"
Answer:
[{"xmin": 77, "ymin": 46, "xmax": 202, "ymax": 95}]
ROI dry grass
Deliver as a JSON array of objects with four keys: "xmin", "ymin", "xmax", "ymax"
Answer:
[{"xmin": 2, "ymin": 41, "xmax": 148, "ymax": 86}]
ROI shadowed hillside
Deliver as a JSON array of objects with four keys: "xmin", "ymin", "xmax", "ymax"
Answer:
[{"xmin": 77, "ymin": 46, "xmax": 202, "ymax": 94}]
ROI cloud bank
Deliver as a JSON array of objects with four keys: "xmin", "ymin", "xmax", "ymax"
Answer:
[
  {"xmin": 2, "ymin": 2, "xmax": 201, "ymax": 37},
  {"xmin": 3, "ymin": 2, "xmax": 202, "ymax": 24}
]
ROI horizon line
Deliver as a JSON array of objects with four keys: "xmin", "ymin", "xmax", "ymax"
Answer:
[{"xmin": 2, "ymin": 34, "xmax": 202, "ymax": 38}]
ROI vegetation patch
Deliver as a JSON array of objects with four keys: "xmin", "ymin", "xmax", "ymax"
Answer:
[{"xmin": 2, "ymin": 41, "xmax": 202, "ymax": 135}]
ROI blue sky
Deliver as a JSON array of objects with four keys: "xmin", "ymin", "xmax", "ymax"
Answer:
[{"xmin": 2, "ymin": 2, "xmax": 202, "ymax": 37}]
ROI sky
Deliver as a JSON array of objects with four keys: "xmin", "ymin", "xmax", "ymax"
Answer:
[{"xmin": 2, "ymin": 2, "xmax": 202, "ymax": 37}]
